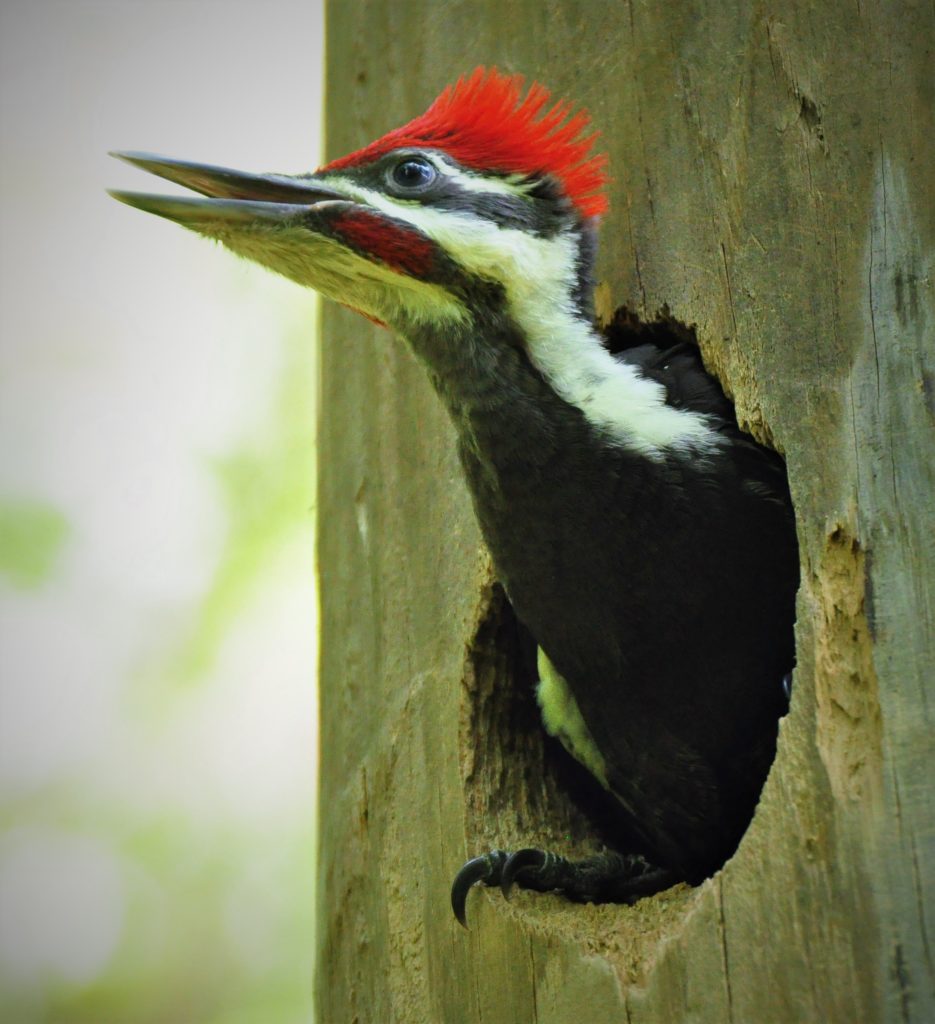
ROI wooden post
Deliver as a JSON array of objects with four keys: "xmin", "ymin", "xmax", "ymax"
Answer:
[{"xmin": 316, "ymin": 2, "xmax": 934, "ymax": 1020}]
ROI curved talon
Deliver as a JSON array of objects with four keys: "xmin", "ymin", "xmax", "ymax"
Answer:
[
  {"xmin": 450, "ymin": 850, "xmax": 506, "ymax": 928},
  {"xmin": 500, "ymin": 847, "xmax": 548, "ymax": 900}
]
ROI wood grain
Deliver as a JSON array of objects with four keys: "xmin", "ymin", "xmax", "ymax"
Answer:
[{"xmin": 316, "ymin": 2, "xmax": 934, "ymax": 1020}]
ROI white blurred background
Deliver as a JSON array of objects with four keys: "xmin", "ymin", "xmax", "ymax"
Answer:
[{"xmin": 0, "ymin": 2, "xmax": 323, "ymax": 1020}]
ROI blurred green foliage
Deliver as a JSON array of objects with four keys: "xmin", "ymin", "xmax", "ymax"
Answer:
[
  {"xmin": 174, "ymin": 314, "xmax": 318, "ymax": 687},
  {"xmin": 0, "ymin": 501, "xmax": 70, "ymax": 589}
]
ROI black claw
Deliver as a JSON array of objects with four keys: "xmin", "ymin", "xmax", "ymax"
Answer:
[
  {"xmin": 500, "ymin": 848, "xmax": 547, "ymax": 900},
  {"xmin": 452, "ymin": 847, "xmax": 673, "ymax": 922},
  {"xmin": 450, "ymin": 850, "xmax": 506, "ymax": 928}
]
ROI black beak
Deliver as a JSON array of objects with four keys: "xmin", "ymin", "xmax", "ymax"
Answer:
[{"xmin": 108, "ymin": 151, "xmax": 349, "ymax": 227}]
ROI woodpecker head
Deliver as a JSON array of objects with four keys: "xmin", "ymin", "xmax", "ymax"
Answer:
[{"xmin": 110, "ymin": 69, "xmax": 608, "ymax": 359}]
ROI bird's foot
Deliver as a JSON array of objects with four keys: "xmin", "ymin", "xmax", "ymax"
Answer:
[{"xmin": 450, "ymin": 847, "xmax": 676, "ymax": 927}]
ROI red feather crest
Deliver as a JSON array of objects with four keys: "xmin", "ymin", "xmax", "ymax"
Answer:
[{"xmin": 323, "ymin": 68, "xmax": 609, "ymax": 219}]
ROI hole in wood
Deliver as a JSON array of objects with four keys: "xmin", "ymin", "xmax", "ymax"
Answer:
[
  {"xmin": 460, "ymin": 582, "xmax": 628, "ymax": 864},
  {"xmin": 457, "ymin": 306, "xmax": 800, "ymax": 916}
]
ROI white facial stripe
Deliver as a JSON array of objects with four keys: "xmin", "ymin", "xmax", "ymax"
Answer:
[
  {"xmin": 324, "ymin": 178, "xmax": 721, "ymax": 456},
  {"xmin": 432, "ymin": 159, "xmax": 533, "ymax": 199}
]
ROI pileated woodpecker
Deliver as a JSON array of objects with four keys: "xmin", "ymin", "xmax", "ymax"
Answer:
[{"xmin": 110, "ymin": 69, "xmax": 798, "ymax": 926}]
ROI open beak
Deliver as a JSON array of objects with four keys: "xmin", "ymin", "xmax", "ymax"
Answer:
[
  {"xmin": 108, "ymin": 151, "xmax": 349, "ymax": 227},
  {"xmin": 108, "ymin": 151, "xmax": 455, "ymax": 326}
]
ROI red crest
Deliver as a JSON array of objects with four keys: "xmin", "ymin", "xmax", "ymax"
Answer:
[{"xmin": 323, "ymin": 68, "xmax": 609, "ymax": 219}]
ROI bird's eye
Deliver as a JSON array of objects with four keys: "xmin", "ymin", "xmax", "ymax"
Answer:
[{"xmin": 391, "ymin": 158, "xmax": 437, "ymax": 191}]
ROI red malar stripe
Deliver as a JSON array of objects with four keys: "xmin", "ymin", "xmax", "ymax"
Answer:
[{"xmin": 332, "ymin": 209, "xmax": 435, "ymax": 277}]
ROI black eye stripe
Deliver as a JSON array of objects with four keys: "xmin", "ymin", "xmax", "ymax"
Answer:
[{"xmin": 339, "ymin": 153, "xmax": 571, "ymax": 237}]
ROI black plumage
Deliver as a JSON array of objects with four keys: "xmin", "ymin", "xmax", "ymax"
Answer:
[
  {"xmin": 411, "ymin": 301, "xmax": 798, "ymax": 898},
  {"xmin": 109, "ymin": 71, "xmax": 800, "ymax": 925}
]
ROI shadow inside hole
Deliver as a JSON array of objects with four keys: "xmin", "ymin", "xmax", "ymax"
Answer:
[{"xmin": 462, "ymin": 584, "xmax": 662, "ymax": 868}]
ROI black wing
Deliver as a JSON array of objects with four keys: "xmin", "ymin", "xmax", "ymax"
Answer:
[
  {"xmin": 615, "ymin": 340, "xmax": 737, "ymax": 425},
  {"xmin": 616, "ymin": 340, "xmax": 794, "ymax": 511}
]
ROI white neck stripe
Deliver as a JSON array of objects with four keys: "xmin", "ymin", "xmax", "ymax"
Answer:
[{"xmin": 323, "ymin": 178, "xmax": 721, "ymax": 457}]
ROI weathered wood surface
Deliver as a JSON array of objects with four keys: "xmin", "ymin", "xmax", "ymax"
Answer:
[{"xmin": 315, "ymin": 2, "xmax": 934, "ymax": 1021}]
